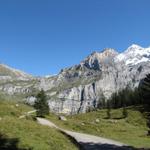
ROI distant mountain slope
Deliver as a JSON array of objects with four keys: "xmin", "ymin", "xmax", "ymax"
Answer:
[
  {"xmin": 0, "ymin": 64, "xmax": 32, "ymax": 80},
  {"xmin": 0, "ymin": 64, "xmax": 36, "ymax": 95}
]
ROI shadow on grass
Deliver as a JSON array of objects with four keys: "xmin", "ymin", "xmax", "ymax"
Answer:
[
  {"xmin": 0, "ymin": 134, "xmax": 32, "ymax": 150},
  {"xmin": 103, "ymin": 117, "xmax": 124, "ymax": 120},
  {"xmin": 79, "ymin": 142, "xmax": 150, "ymax": 150},
  {"xmin": 59, "ymin": 129, "xmax": 149, "ymax": 150},
  {"xmin": 133, "ymin": 105, "xmax": 150, "ymax": 136},
  {"xmin": 59, "ymin": 130, "xmax": 83, "ymax": 150},
  {"xmin": 132, "ymin": 105, "xmax": 150, "ymax": 114}
]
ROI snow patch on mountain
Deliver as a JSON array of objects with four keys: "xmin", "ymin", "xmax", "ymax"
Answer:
[
  {"xmin": 115, "ymin": 44, "xmax": 150, "ymax": 66},
  {"xmin": 45, "ymin": 74, "xmax": 57, "ymax": 78}
]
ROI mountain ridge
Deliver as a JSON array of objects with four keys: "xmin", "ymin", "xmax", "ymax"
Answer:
[{"xmin": 0, "ymin": 44, "xmax": 150, "ymax": 114}]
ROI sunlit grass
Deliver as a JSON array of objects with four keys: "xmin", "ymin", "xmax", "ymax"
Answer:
[
  {"xmin": 0, "ymin": 100, "xmax": 78, "ymax": 150},
  {"xmin": 0, "ymin": 100, "xmax": 33, "ymax": 117},
  {"xmin": 47, "ymin": 107, "xmax": 150, "ymax": 148}
]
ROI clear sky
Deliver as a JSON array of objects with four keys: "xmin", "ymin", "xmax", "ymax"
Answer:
[{"xmin": 0, "ymin": 0, "xmax": 150, "ymax": 76}]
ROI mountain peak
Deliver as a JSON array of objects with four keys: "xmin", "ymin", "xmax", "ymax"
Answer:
[
  {"xmin": 80, "ymin": 48, "xmax": 118, "ymax": 70},
  {"xmin": 101, "ymin": 48, "xmax": 118, "ymax": 56},
  {"xmin": 115, "ymin": 44, "xmax": 150, "ymax": 66},
  {"xmin": 126, "ymin": 44, "xmax": 143, "ymax": 52},
  {"xmin": 90, "ymin": 48, "xmax": 118, "ymax": 58}
]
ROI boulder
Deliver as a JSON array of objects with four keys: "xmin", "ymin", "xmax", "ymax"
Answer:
[
  {"xmin": 59, "ymin": 116, "xmax": 67, "ymax": 121},
  {"xmin": 95, "ymin": 118, "xmax": 100, "ymax": 123},
  {"xmin": 109, "ymin": 119, "xmax": 118, "ymax": 124},
  {"xmin": 15, "ymin": 104, "xmax": 19, "ymax": 107},
  {"xmin": 81, "ymin": 122, "xmax": 85, "ymax": 126}
]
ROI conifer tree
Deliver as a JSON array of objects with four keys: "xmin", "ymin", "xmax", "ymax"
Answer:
[
  {"xmin": 106, "ymin": 101, "xmax": 111, "ymax": 119},
  {"xmin": 139, "ymin": 74, "xmax": 150, "ymax": 105},
  {"xmin": 34, "ymin": 89, "xmax": 49, "ymax": 117},
  {"xmin": 122, "ymin": 105, "xmax": 128, "ymax": 118},
  {"xmin": 139, "ymin": 74, "xmax": 150, "ymax": 136}
]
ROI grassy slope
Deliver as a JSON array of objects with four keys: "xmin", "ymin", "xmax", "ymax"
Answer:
[
  {"xmin": 0, "ymin": 100, "xmax": 78, "ymax": 150},
  {"xmin": 0, "ymin": 100, "xmax": 33, "ymax": 117},
  {"xmin": 47, "ymin": 106, "xmax": 150, "ymax": 148}
]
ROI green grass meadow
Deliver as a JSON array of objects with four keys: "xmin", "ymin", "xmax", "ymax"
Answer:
[
  {"xmin": 0, "ymin": 100, "xmax": 78, "ymax": 150},
  {"xmin": 47, "ymin": 106, "xmax": 150, "ymax": 148}
]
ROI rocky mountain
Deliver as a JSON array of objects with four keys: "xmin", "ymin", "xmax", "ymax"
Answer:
[
  {"xmin": 0, "ymin": 64, "xmax": 32, "ymax": 81},
  {"xmin": 115, "ymin": 44, "xmax": 150, "ymax": 65},
  {"xmin": 0, "ymin": 64, "xmax": 35, "ymax": 95},
  {"xmin": 0, "ymin": 44, "xmax": 150, "ymax": 114}
]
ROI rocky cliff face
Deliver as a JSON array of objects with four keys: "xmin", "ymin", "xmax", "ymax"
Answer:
[
  {"xmin": 0, "ymin": 44, "xmax": 150, "ymax": 114},
  {"xmin": 0, "ymin": 64, "xmax": 36, "ymax": 96}
]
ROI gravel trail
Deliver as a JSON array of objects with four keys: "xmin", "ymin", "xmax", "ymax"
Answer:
[{"xmin": 37, "ymin": 117, "xmax": 132, "ymax": 150}]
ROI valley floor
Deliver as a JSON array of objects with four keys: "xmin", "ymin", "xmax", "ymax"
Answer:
[
  {"xmin": 37, "ymin": 117, "xmax": 132, "ymax": 150},
  {"xmin": 0, "ymin": 100, "xmax": 78, "ymax": 150},
  {"xmin": 46, "ymin": 106, "xmax": 150, "ymax": 149},
  {"xmin": 1, "ymin": 100, "xmax": 150, "ymax": 150}
]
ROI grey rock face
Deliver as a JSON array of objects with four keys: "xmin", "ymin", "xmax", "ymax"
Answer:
[
  {"xmin": 45, "ymin": 46, "xmax": 150, "ymax": 114},
  {"xmin": 59, "ymin": 116, "xmax": 67, "ymax": 121},
  {"xmin": 48, "ymin": 98, "xmax": 81, "ymax": 114},
  {"xmin": 1, "ymin": 45, "xmax": 150, "ymax": 114}
]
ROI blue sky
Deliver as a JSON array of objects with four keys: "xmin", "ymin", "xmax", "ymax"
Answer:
[{"xmin": 0, "ymin": 0, "xmax": 150, "ymax": 76}]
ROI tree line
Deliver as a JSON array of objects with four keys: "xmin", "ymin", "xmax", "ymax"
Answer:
[
  {"xmin": 33, "ymin": 73, "xmax": 150, "ymax": 118},
  {"xmin": 99, "ymin": 74, "xmax": 150, "ymax": 109}
]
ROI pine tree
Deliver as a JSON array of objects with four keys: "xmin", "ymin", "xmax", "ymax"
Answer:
[
  {"xmin": 110, "ymin": 92, "xmax": 118, "ymax": 108},
  {"xmin": 102, "ymin": 98, "xmax": 106, "ymax": 109},
  {"xmin": 97, "ymin": 93, "xmax": 106, "ymax": 109},
  {"xmin": 106, "ymin": 101, "xmax": 111, "ymax": 119},
  {"xmin": 139, "ymin": 74, "xmax": 150, "ymax": 105},
  {"xmin": 34, "ymin": 89, "xmax": 49, "ymax": 117},
  {"xmin": 139, "ymin": 74, "xmax": 150, "ymax": 136},
  {"xmin": 122, "ymin": 105, "xmax": 128, "ymax": 118},
  {"xmin": 132, "ymin": 87, "xmax": 141, "ymax": 105}
]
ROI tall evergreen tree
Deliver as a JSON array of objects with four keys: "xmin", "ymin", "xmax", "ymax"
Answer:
[
  {"xmin": 106, "ymin": 101, "xmax": 111, "ymax": 119},
  {"xmin": 139, "ymin": 74, "xmax": 150, "ymax": 136},
  {"xmin": 34, "ymin": 89, "xmax": 49, "ymax": 117},
  {"xmin": 97, "ymin": 94, "xmax": 106, "ymax": 109},
  {"xmin": 122, "ymin": 105, "xmax": 128, "ymax": 118},
  {"xmin": 108, "ymin": 86, "xmax": 142, "ymax": 109},
  {"xmin": 139, "ymin": 74, "xmax": 150, "ymax": 105}
]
